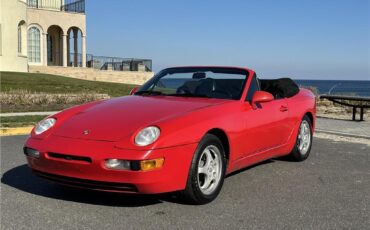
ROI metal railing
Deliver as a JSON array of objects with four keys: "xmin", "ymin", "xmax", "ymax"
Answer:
[
  {"xmin": 320, "ymin": 95, "xmax": 370, "ymax": 121},
  {"xmin": 27, "ymin": 0, "xmax": 85, "ymax": 13},
  {"xmin": 69, "ymin": 53, "xmax": 153, "ymax": 72},
  {"xmin": 61, "ymin": 0, "xmax": 85, "ymax": 13}
]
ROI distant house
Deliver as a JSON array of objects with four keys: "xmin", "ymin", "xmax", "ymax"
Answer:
[
  {"xmin": 0, "ymin": 0, "xmax": 87, "ymax": 72},
  {"xmin": 0, "ymin": 0, "xmax": 152, "ymax": 73}
]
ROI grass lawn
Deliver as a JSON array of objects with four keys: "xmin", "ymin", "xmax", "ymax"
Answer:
[
  {"xmin": 0, "ymin": 71, "xmax": 137, "ymax": 97},
  {"xmin": 0, "ymin": 115, "xmax": 47, "ymax": 128},
  {"xmin": 1, "ymin": 71, "xmax": 139, "ymax": 113}
]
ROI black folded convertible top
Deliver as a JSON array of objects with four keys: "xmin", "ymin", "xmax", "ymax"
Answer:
[{"xmin": 259, "ymin": 78, "xmax": 299, "ymax": 98}]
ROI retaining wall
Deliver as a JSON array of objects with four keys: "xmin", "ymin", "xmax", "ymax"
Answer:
[{"xmin": 29, "ymin": 66, "xmax": 154, "ymax": 85}]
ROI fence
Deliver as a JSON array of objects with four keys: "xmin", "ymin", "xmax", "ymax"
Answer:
[{"xmin": 69, "ymin": 53, "xmax": 153, "ymax": 72}]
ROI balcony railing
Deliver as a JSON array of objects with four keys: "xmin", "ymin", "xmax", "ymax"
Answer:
[
  {"xmin": 69, "ymin": 53, "xmax": 153, "ymax": 72},
  {"xmin": 61, "ymin": 0, "xmax": 85, "ymax": 13},
  {"xmin": 27, "ymin": 0, "xmax": 85, "ymax": 13}
]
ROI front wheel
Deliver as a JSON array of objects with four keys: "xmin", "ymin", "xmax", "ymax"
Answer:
[
  {"xmin": 289, "ymin": 115, "xmax": 313, "ymax": 161},
  {"xmin": 179, "ymin": 134, "xmax": 226, "ymax": 204}
]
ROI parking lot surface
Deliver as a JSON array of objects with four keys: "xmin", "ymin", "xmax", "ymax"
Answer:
[{"xmin": 1, "ymin": 135, "xmax": 369, "ymax": 230}]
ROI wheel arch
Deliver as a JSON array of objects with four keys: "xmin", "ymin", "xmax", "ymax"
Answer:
[
  {"xmin": 304, "ymin": 111, "xmax": 315, "ymax": 131},
  {"xmin": 206, "ymin": 128, "xmax": 230, "ymax": 163}
]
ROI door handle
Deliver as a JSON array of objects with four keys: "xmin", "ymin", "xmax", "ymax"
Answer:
[{"xmin": 280, "ymin": 105, "xmax": 288, "ymax": 112}]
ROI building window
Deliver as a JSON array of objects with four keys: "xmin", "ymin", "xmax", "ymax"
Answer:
[
  {"xmin": 28, "ymin": 27, "xmax": 41, "ymax": 63},
  {"xmin": 27, "ymin": 0, "xmax": 38, "ymax": 8},
  {"xmin": 18, "ymin": 27, "xmax": 22, "ymax": 54},
  {"xmin": 18, "ymin": 21, "xmax": 26, "ymax": 56}
]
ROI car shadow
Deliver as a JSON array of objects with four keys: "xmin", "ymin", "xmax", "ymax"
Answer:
[
  {"xmin": 2, "ymin": 160, "xmax": 278, "ymax": 207},
  {"xmin": 226, "ymin": 159, "xmax": 274, "ymax": 178},
  {"xmin": 1, "ymin": 164, "xmax": 168, "ymax": 207}
]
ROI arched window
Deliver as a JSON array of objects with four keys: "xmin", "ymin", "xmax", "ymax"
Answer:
[
  {"xmin": 18, "ymin": 21, "xmax": 26, "ymax": 55},
  {"xmin": 28, "ymin": 27, "xmax": 41, "ymax": 63},
  {"xmin": 18, "ymin": 26, "xmax": 22, "ymax": 53}
]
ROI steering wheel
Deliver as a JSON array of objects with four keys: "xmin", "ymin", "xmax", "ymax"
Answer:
[
  {"xmin": 211, "ymin": 89, "xmax": 233, "ymax": 99},
  {"xmin": 176, "ymin": 86, "xmax": 192, "ymax": 94},
  {"xmin": 155, "ymin": 80, "xmax": 166, "ymax": 88}
]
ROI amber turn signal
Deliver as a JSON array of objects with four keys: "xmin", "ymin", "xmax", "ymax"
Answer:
[{"xmin": 140, "ymin": 158, "xmax": 164, "ymax": 171}]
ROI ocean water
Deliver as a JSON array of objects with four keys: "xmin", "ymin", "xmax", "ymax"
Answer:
[{"xmin": 295, "ymin": 80, "xmax": 370, "ymax": 97}]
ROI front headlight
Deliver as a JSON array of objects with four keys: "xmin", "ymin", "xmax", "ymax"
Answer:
[
  {"xmin": 34, "ymin": 118, "xmax": 56, "ymax": 135},
  {"xmin": 134, "ymin": 126, "xmax": 160, "ymax": 146}
]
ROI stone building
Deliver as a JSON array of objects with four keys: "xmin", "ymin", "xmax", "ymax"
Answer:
[{"xmin": 0, "ymin": 0, "xmax": 86, "ymax": 72}]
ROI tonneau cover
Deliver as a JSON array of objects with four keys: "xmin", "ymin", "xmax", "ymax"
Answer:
[{"xmin": 260, "ymin": 78, "xmax": 299, "ymax": 98}]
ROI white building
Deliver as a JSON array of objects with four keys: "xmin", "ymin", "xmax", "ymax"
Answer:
[{"xmin": 0, "ymin": 0, "xmax": 86, "ymax": 72}]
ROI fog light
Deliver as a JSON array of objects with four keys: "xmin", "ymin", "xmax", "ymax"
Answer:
[
  {"xmin": 24, "ymin": 147, "xmax": 40, "ymax": 158},
  {"xmin": 140, "ymin": 158, "xmax": 164, "ymax": 171},
  {"xmin": 105, "ymin": 159, "xmax": 131, "ymax": 170}
]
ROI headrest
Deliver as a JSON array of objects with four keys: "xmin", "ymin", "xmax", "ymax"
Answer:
[{"xmin": 192, "ymin": 72, "xmax": 206, "ymax": 79}]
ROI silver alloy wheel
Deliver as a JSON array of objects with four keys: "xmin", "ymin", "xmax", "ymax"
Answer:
[
  {"xmin": 298, "ymin": 120, "xmax": 311, "ymax": 155},
  {"xmin": 197, "ymin": 145, "xmax": 223, "ymax": 195}
]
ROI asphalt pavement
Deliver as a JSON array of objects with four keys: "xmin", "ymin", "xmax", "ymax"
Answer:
[
  {"xmin": 316, "ymin": 117, "xmax": 370, "ymax": 139},
  {"xmin": 1, "ymin": 135, "xmax": 369, "ymax": 230}
]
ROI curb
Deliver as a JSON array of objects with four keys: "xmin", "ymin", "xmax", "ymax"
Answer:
[
  {"xmin": 0, "ymin": 111, "xmax": 58, "ymax": 117},
  {"xmin": 315, "ymin": 129, "xmax": 370, "ymax": 140},
  {"xmin": 0, "ymin": 126, "xmax": 33, "ymax": 136}
]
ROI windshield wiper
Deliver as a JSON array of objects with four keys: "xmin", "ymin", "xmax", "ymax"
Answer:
[
  {"xmin": 167, "ymin": 93, "xmax": 210, "ymax": 98},
  {"xmin": 134, "ymin": 90, "xmax": 166, "ymax": 96}
]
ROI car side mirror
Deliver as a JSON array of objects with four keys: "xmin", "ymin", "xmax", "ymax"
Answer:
[
  {"xmin": 130, "ymin": 86, "xmax": 139, "ymax": 95},
  {"xmin": 251, "ymin": 91, "xmax": 274, "ymax": 109}
]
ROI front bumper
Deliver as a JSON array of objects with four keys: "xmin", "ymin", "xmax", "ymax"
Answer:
[{"xmin": 24, "ymin": 135, "xmax": 197, "ymax": 194}]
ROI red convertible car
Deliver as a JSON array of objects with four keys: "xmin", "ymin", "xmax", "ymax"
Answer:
[{"xmin": 24, "ymin": 66, "xmax": 315, "ymax": 204}]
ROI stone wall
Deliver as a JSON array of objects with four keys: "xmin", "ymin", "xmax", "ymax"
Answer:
[{"xmin": 29, "ymin": 66, "xmax": 154, "ymax": 85}]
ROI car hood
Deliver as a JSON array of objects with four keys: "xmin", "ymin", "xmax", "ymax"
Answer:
[{"xmin": 52, "ymin": 95, "xmax": 227, "ymax": 142}]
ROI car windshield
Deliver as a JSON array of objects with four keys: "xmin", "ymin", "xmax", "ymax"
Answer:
[{"xmin": 135, "ymin": 67, "xmax": 249, "ymax": 100}]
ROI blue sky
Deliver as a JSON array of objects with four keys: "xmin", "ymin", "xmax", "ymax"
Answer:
[{"xmin": 86, "ymin": 0, "xmax": 370, "ymax": 80}]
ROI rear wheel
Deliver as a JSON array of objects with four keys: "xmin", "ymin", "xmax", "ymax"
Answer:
[
  {"xmin": 179, "ymin": 134, "xmax": 226, "ymax": 204},
  {"xmin": 289, "ymin": 115, "xmax": 313, "ymax": 161}
]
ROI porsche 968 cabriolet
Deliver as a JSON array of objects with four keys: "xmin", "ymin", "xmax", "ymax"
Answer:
[{"xmin": 24, "ymin": 66, "xmax": 315, "ymax": 204}]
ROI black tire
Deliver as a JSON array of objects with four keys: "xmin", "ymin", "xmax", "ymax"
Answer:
[
  {"xmin": 179, "ymin": 134, "xmax": 227, "ymax": 204},
  {"xmin": 289, "ymin": 115, "xmax": 313, "ymax": 161}
]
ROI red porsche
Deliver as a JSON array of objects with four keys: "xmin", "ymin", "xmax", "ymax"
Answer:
[{"xmin": 24, "ymin": 66, "xmax": 315, "ymax": 204}]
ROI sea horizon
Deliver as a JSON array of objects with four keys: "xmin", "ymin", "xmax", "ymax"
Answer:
[{"xmin": 295, "ymin": 79, "xmax": 370, "ymax": 97}]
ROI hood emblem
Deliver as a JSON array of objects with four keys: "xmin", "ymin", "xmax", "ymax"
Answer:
[{"xmin": 83, "ymin": 130, "xmax": 90, "ymax": 135}]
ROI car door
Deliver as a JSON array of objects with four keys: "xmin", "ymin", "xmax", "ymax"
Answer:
[{"xmin": 240, "ymin": 75, "xmax": 290, "ymax": 157}]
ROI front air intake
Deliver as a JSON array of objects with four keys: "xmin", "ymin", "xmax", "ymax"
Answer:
[{"xmin": 47, "ymin": 152, "xmax": 92, "ymax": 163}]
